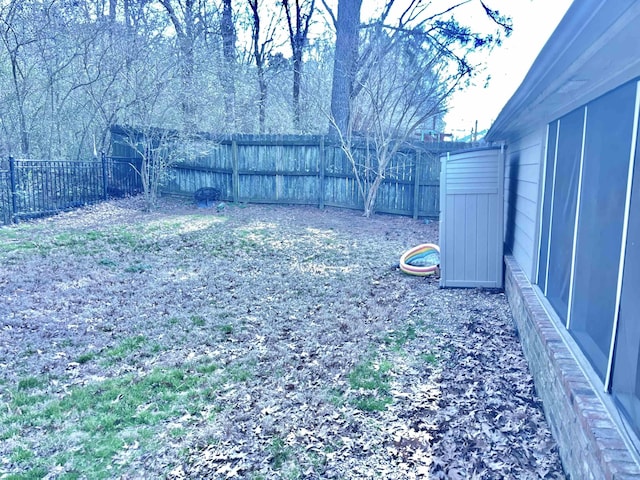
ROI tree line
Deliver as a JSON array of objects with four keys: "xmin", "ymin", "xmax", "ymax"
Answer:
[{"xmin": 0, "ymin": 0, "xmax": 511, "ymax": 162}]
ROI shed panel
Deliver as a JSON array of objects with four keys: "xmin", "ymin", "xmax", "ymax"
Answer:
[{"xmin": 440, "ymin": 147, "xmax": 504, "ymax": 288}]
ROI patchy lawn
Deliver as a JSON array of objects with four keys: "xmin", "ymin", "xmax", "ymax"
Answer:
[{"xmin": 0, "ymin": 198, "xmax": 565, "ymax": 479}]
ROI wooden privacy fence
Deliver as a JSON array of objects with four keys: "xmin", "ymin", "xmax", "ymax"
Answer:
[
  {"xmin": 0, "ymin": 155, "xmax": 142, "ymax": 225},
  {"xmin": 112, "ymin": 130, "xmax": 469, "ymax": 219}
]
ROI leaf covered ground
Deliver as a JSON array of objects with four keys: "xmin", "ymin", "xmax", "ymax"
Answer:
[{"xmin": 0, "ymin": 198, "xmax": 565, "ymax": 479}]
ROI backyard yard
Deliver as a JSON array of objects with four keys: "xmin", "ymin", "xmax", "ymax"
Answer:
[{"xmin": 0, "ymin": 198, "xmax": 564, "ymax": 479}]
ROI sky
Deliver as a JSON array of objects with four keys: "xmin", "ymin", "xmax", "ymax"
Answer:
[{"xmin": 443, "ymin": 0, "xmax": 574, "ymax": 139}]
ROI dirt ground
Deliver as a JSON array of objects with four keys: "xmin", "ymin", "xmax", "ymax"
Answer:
[{"xmin": 0, "ymin": 197, "xmax": 565, "ymax": 479}]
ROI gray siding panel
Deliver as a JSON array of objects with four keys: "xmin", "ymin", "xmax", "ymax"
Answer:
[
  {"xmin": 512, "ymin": 223, "xmax": 535, "ymax": 271},
  {"xmin": 511, "ymin": 162, "xmax": 540, "ymax": 180},
  {"xmin": 508, "ymin": 179, "xmax": 539, "ymax": 201},
  {"xmin": 504, "ymin": 179, "xmax": 539, "ymax": 221},
  {"xmin": 504, "ymin": 129, "xmax": 546, "ymax": 281},
  {"xmin": 511, "ymin": 192, "xmax": 539, "ymax": 224}
]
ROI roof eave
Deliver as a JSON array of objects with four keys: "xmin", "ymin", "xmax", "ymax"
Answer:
[{"xmin": 487, "ymin": 0, "xmax": 640, "ymax": 142}]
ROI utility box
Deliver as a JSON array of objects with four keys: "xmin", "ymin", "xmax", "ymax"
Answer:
[{"xmin": 439, "ymin": 147, "xmax": 504, "ymax": 288}]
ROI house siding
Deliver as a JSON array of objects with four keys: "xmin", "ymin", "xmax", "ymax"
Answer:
[
  {"xmin": 499, "ymin": 80, "xmax": 640, "ymax": 479},
  {"xmin": 503, "ymin": 129, "xmax": 546, "ymax": 281},
  {"xmin": 486, "ymin": 3, "xmax": 640, "ymax": 477}
]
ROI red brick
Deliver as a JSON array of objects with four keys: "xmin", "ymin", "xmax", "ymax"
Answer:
[{"xmin": 504, "ymin": 257, "xmax": 640, "ymax": 480}]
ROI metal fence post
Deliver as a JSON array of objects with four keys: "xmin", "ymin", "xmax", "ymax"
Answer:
[
  {"xmin": 8, "ymin": 156, "xmax": 17, "ymax": 223},
  {"xmin": 101, "ymin": 151, "xmax": 108, "ymax": 200}
]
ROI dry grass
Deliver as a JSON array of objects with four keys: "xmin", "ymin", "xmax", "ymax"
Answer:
[{"xmin": 0, "ymin": 197, "xmax": 564, "ymax": 479}]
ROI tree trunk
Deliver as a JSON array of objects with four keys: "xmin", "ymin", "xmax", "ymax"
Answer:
[
  {"xmin": 249, "ymin": 0, "xmax": 267, "ymax": 133},
  {"xmin": 124, "ymin": 0, "xmax": 130, "ymax": 26},
  {"xmin": 292, "ymin": 49, "xmax": 302, "ymax": 129},
  {"xmin": 363, "ymin": 173, "xmax": 384, "ymax": 218},
  {"xmin": 328, "ymin": 0, "xmax": 362, "ymax": 136},
  {"xmin": 220, "ymin": 0, "xmax": 236, "ymax": 130},
  {"xmin": 159, "ymin": 0, "xmax": 198, "ymax": 131},
  {"xmin": 257, "ymin": 68, "xmax": 267, "ymax": 133},
  {"xmin": 180, "ymin": 36, "xmax": 196, "ymax": 131},
  {"xmin": 109, "ymin": 0, "xmax": 117, "ymax": 21},
  {"xmin": 283, "ymin": 0, "xmax": 314, "ymax": 131},
  {"xmin": 9, "ymin": 53, "xmax": 28, "ymax": 156}
]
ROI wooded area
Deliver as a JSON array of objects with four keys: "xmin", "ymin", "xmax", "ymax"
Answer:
[{"xmin": 0, "ymin": 0, "xmax": 510, "ymax": 156}]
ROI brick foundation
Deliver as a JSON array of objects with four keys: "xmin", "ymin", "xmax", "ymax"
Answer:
[{"xmin": 504, "ymin": 255, "xmax": 640, "ymax": 479}]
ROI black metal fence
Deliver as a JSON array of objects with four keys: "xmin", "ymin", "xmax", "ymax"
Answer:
[{"xmin": 0, "ymin": 155, "xmax": 142, "ymax": 225}]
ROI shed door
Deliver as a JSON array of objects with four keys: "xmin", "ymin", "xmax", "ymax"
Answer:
[{"xmin": 440, "ymin": 147, "xmax": 504, "ymax": 288}]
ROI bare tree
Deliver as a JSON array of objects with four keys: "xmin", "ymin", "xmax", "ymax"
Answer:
[
  {"xmin": 118, "ymin": 51, "xmax": 183, "ymax": 209},
  {"xmin": 282, "ymin": 0, "xmax": 315, "ymax": 130},
  {"xmin": 220, "ymin": 0, "xmax": 237, "ymax": 129},
  {"xmin": 333, "ymin": 34, "xmax": 451, "ymax": 216},
  {"xmin": 158, "ymin": 0, "xmax": 207, "ymax": 132},
  {"xmin": 325, "ymin": 0, "xmax": 512, "ymax": 217},
  {"xmin": 0, "ymin": 0, "xmax": 514, "ymax": 169},
  {"xmin": 326, "ymin": 0, "xmax": 512, "ymax": 137},
  {"xmin": 110, "ymin": 0, "xmax": 118, "ymax": 21},
  {"xmin": 0, "ymin": 0, "xmax": 206, "ymax": 159},
  {"xmin": 0, "ymin": 0, "xmax": 45, "ymax": 156},
  {"xmin": 247, "ymin": 0, "xmax": 281, "ymax": 133},
  {"xmin": 325, "ymin": 0, "xmax": 362, "ymax": 137}
]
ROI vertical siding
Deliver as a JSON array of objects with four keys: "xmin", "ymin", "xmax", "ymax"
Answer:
[{"xmin": 504, "ymin": 129, "xmax": 546, "ymax": 281}]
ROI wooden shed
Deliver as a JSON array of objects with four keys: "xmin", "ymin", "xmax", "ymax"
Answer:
[{"xmin": 439, "ymin": 146, "xmax": 504, "ymax": 288}]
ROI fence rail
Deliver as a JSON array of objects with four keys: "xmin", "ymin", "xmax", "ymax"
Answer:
[{"xmin": 0, "ymin": 155, "xmax": 142, "ymax": 225}]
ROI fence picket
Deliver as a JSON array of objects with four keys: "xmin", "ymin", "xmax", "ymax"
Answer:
[
  {"xmin": 101, "ymin": 152, "xmax": 108, "ymax": 201},
  {"xmin": 413, "ymin": 151, "xmax": 421, "ymax": 219},
  {"xmin": 232, "ymin": 139, "xmax": 239, "ymax": 202},
  {"xmin": 319, "ymin": 136, "xmax": 325, "ymax": 209}
]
